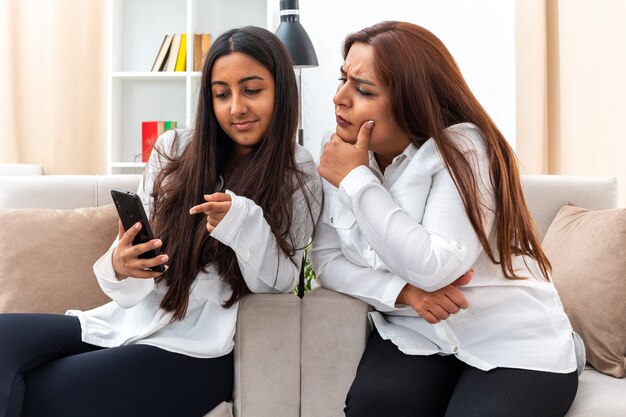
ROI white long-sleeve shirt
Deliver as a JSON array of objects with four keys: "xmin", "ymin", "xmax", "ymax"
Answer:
[
  {"xmin": 67, "ymin": 130, "xmax": 322, "ymax": 358},
  {"xmin": 311, "ymin": 123, "xmax": 583, "ymax": 374}
]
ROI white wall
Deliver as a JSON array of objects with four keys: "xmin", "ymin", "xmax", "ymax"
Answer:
[{"xmin": 269, "ymin": 0, "xmax": 516, "ymax": 160}]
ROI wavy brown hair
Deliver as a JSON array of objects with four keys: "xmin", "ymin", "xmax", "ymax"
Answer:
[
  {"xmin": 344, "ymin": 21, "xmax": 551, "ymax": 281},
  {"xmin": 149, "ymin": 26, "xmax": 310, "ymax": 321}
]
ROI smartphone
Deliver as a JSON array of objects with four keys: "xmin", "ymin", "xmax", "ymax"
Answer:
[{"xmin": 110, "ymin": 189, "xmax": 165, "ymax": 273}]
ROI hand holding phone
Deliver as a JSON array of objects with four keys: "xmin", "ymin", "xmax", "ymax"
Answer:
[{"xmin": 110, "ymin": 189, "xmax": 167, "ymax": 277}]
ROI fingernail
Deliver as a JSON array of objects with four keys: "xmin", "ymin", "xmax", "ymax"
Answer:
[
  {"xmin": 154, "ymin": 240, "xmax": 162, "ymax": 247},
  {"xmin": 204, "ymin": 194, "xmax": 211, "ymax": 200},
  {"xmin": 161, "ymin": 255, "xmax": 168, "ymax": 262},
  {"xmin": 366, "ymin": 120, "xmax": 374, "ymax": 129},
  {"xmin": 189, "ymin": 209, "xmax": 195, "ymax": 215},
  {"xmin": 135, "ymin": 223, "xmax": 141, "ymax": 229}
]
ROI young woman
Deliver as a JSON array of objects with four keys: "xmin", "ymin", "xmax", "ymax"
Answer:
[
  {"xmin": 0, "ymin": 26, "xmax": 321, "ymax": 417},
  {"xmin": 311, "ymin": 21, "xmax": 582, "ymax": 417}
]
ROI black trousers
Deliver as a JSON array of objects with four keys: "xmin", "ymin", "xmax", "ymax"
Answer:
[
  {"xmin": 345, "ymin": 330, "xmax": 579, "ymax": 417},
  {"xmin": 0, "ymin": 314, "xmax": 233, "ymax": 417}
]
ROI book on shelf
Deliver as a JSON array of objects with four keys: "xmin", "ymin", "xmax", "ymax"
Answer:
[
  {"xmin": 151, "ymin": 34, "xmax": 173, "ymax": 72},
  {"xmin": 194, "ymin": 33, "xmax": 211, "ymax": 71},
  {"xmin": 201, "ymin": 33, "xmax": 211, "ymax": 69},
  {"xmin": 194, "ymin": 34, "xmax": 203, "ymax": 71},
  {"xmin": 175, "ymin": 33, "xmax": 187, "ymax": 71},
  {"xmin": 166, "ymin": 34, "xmax": 182, "ymax": 72},
  {"xmin": 151, "ymin": 33, "xmax": 211, "ymax": 72},
  {"xmin": 142, "ymin": 121, "xmax": 177, "ymax": 162}
]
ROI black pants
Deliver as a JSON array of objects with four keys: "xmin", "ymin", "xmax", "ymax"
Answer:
[
  {"xmin": 0, "ymin": 314, "xmax": 233, "ymax": 417},
  {"xmin": 345, "ymin": 330, "xmax": 578, "ymax": 417}
]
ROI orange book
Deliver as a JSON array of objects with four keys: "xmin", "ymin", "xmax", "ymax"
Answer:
[
  {"xmin": 194, "ymin": 34, "xmax": 203, "ymax": 71},
  {"xmin": 201, "ymin": 33, "xmax": 211, "ymax": 68}
]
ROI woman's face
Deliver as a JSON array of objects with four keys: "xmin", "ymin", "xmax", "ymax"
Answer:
[
  {"xmin": 333, "ymin": 42, "xmax": 411, "ymax": 159},
  {"xmin": 211, "ymin": 52, "xmax": 275, "ymax": 158}
]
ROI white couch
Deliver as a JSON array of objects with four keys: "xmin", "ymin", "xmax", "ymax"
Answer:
[{"xmin": 0, "ymin": 174, "xmax": 624, "ymax": 417}]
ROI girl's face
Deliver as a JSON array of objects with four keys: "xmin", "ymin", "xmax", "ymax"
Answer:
[
  {"xmin": 333, "ymin": 43, "xmax": 411, "ymax": 160},
  {"xmin": 211, "ymin": 52, "xmax": 275, "ymax": 158}
]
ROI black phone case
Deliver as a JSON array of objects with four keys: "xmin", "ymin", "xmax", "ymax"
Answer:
[{"xmin": 110, "ymin": 189, "xmax": 165, "ymax": 273}]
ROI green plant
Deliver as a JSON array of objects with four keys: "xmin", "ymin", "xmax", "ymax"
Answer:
[
  {"xmin": 302, "ymin": 245, "xmax": 316, "ymax": 293},
  {"xmin": 295, "ymin": 242, "xmax": 317, "ymax": 296}
]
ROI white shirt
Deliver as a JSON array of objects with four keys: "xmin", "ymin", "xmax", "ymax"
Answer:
[
  {"xmin": 311, "ymin": 123, "xmax": 582, "ymax": 374},
  {"xmin": 67, "ymin": 130, "xmax": 322, "ymax": 358}
]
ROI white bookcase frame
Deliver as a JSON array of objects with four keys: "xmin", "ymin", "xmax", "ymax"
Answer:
[{"xmin": 106, "ymin": 0, "xmax": 271, "ymax": 174}]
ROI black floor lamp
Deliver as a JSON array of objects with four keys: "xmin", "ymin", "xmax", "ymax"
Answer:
[{"xmin": 275, "ymin": 0, "xmax": 319, "ymax": 147}]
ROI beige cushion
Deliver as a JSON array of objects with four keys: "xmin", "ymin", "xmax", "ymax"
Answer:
[
  {"xmin": 542, "ymin": 204, "xmax": 626, "ymax": 378},
  {"xmin": 0, "ymin": 205, "xmax": 117, "ymax": 313}
]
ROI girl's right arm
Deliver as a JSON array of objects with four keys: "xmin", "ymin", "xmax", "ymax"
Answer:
[
  {"xmin": 93, "ymin": 130, "xmax": 178, "ymax": 308},
  {"xmin": 93, "ymin": 238, "xmax": 157, "ymax": 309}
]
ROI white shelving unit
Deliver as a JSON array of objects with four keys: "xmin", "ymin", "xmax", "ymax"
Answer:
[{"xmin": 107, "ymin": 0, "xmax": 269, "ymax": 174}]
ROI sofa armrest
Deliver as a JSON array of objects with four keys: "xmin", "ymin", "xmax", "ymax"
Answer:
[
  {"xmin": 0, "ymin": 175, "xmax": 141, "ymax": 209},
  {"xmin": 233, "ymin": 293, "xmax": 302, "ymax": 417},
  {"xmin": 301, "ymin": 288, "xmax": 373, "ymax": 417},
  {"xmin": 0, "ymin": 163, "xmax": 43, "ymax": 175}
]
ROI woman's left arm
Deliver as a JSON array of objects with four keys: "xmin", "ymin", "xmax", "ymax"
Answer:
[
  {"xmin": 322, "ymin": 125, "xmax": 494, "ymax": 292},
  {"xmin": 196, "ymin": 153, "xmax": 322, "ymax": 294},
  {"xmin": 340, "ymin": 162, "xmax": 491, "ymax": 292}
]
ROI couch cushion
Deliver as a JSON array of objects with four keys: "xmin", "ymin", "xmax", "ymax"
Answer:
[
  {"xmin": 0, "ymin": 205, "xmax": 117, "ymax": 313},
  {"xmin": 301, "ymin": 288, "xmax": 373, "ymax": 417},
  {"xmin": 542, "ymin": 204, "xmax": 626, "ymax": 378},
  {"xmin": 234, "ymin": 293, "xmax": 301, "ymax": 417},
  {"xmin": 566, "ymin": 367, "xmax": 626, "ymax": 416}
]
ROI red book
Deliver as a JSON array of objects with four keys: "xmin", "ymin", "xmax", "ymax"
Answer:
[{"xmin": 142, "ymin": 121, "xmax": 159, "ymax": 162}]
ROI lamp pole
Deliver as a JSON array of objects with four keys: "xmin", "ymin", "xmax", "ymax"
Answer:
[
  {"xmin": 297, "ymin": 68, "xmax": 303, "ymax": 146},
  {"xmin": 275, "ymin": 0, "xmax": 318, "ymax": 147}
]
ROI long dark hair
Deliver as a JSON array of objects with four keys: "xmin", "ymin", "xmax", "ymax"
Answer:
[
  {"xmin": 150, "ymin": 26, "xmax": 304, "ymax": 320},
  {"xmin": 344, "ymin": 21, "xmax": 551, "ymax": 281}
]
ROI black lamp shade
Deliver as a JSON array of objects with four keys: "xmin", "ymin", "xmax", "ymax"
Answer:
[{"xmin": 275, "ymin": 0, "xmax": 318, "ymax": 68}]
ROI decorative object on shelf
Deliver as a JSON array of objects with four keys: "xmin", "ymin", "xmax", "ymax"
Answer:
[
  {"xmin": 275, "ymin": 0, "xmax": 318, "ymax": 146},
  {"xmin": 141, "ymin": 121, "xmax": 177, "ymax": 162}
]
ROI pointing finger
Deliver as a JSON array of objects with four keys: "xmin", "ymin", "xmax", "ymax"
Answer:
[
  {"xmin": 190, "ymin": 201, "xmax": 231, "ymax": 215},
  {"xmin": 204, "ymin": 192, "xmax": 231, "ymax": 203}
]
